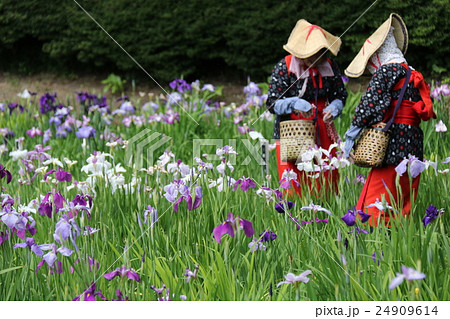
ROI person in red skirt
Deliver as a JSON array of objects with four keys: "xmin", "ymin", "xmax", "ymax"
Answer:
[
  {"xmin": 266, "ymin": 19, "xmax": 347, "ymax": 198},
  {"xmin": 343, "ymin": 13, "xmax": 436, "ymax": 227}
]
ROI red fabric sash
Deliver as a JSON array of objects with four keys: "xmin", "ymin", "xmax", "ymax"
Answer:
[
  {"xmin": 392, "ymin": 64, "xmax": 436, "ymax": 121},
  {"xmin": 383, "ymin": 100, "xmax": 421, "ymax": 127}
]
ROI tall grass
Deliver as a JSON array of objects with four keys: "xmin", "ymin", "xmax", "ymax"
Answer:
[{"xmin": 0, "ymin": 82, "xmax": 448, "ymax": 301}]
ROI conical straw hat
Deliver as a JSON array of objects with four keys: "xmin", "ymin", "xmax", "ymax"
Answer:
[
  {"xmin": 345, "ymin": 13, "xmax": 408, "ymax": 78},
  {"xmin": 283, "ymin": 19, "xmax": 342, "ymax": 58}
]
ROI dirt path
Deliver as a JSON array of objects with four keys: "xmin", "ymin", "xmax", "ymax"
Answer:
[{"xmin": 0, "ymin": 72, "xmax": 247, "ymax": 105}]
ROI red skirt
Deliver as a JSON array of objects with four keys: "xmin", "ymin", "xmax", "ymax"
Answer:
[
  {"xmin": 275, "ymin": 114, "xmax": 339, "ymax": 198},
  {"xmin": 356, "ymin": 165, "xmax": 420, "ymax": 227}
]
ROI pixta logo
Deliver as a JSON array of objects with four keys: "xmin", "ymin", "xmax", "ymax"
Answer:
[{"xmin": 125, "ymin": 129, "xmax": 172, "ymax": 169}]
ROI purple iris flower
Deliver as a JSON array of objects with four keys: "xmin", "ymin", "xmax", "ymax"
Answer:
[
  {"xmin": 395, "ymin": 155, "xmax": 426, "ymax": 178},
  {"xmin": 243, "ymin": 82, "xmax": 261, "ymax": 97},
  {"xmin": 53, "ymin": 214, "xmax": 81, "ymax": 251},
  {"xmin": 13, "ymin": 237, "xmax": 44, "ymax": 256},
  {"xmin": 119, "ymin": 101, "xmax": 135, "ymax": 114},
  {"xmin": 0, "ymin": 230, "xmax": 9, "ymax": 246},
  {"xmin": 349, "ymin": 227, "xmax": 369, "ymax": 235},
  {"xmin": 341, "ymin": 210, "xmax": 356, "ymax": 226},
  {"xmin": 341, "ymin": 76, "xmax": 349, "ymax": 84},
  {"xmin": 55, "ymin": 168, "xmax": 72, "ymax": 182},
  {"xmin": 103, "ymin": 265, "xmax": 141, "ymax": 282},
  {"xmin": 259, "ymin": 230, "xmax": 277, "ymax": 242},
  {"xmin": 372, "ymin": 251, "xmax": 383, "ymax": 265},
  {"xmin": 26, "ymin": 127, "xmax": 43, "ymax": 138},
  {"xmin": 213, "ymin": 212, "xmax": 254, "ymax": 244},
  {"xmin": 38, "ymin": 190, "xmax": 65, "ymax": 218},
  {"xmin": 279, "ymin": 168, "xmax": 299, "ymax": 189},
  {"xmin": 141, "ymin": 205, "xmax": 158, "ymax": 227},
  {"xmin": 233, "ymin": 177, "xmax": 257, "ymax": 192},
  {"xmin": 39, "ymin": 92, "xmax": 58, "ymax": 114},
  {"xmin": 301, "ymin": 217, "xmax": 329, "ymax": 226},
  {"xmin": 113, "ymin": 289, "xmax": 129, "ymax": 301},
  {"xmin": 292, "ymin": 217, "xmax": 301, "ymax": 231},
  {"xmin": 169, "ymin": 79, "xmax": 192, "ymax": 93},
  {"xmin": 422, "ymin": 205, "xmax": 444, "ymax": 226},
  {"xmin": 35, "ymin": 243, "xmax": 73, "ymax": 274},
  {"xmin": 184, "ymin": 264, "xmax": 199, "ymax": 283},
  {"xmin": 341, "ymin": 207, "xmax": 369, "ymax": 226},
  {"xmin": 43, "ymin": 129, "xmax": 52, "ymax": 144},
  {"xmin": 0, "ymin": 164, "xmax": 12, "ymax": 184},
  {"xmin": 76, "ymin": 126, "xmax": 96, "ymax": 139},
  {"xmin": 277, "ymin": 270, "xmax": 312, "ymax": 287},
  {"xmin": 71, "ymin": 257, "xmax": 100, "ymax": 274},
  {"xmin": 275, "ymin": 201, "xmax": 295, "ymax": 214},
  {"xmin": 389, "ymin": 266, "xmax": 426, "ymax": 290},
  {"xmin": 55, "ymin": 126, "xmax": 68, "ymax": 138},
  {"xmin": 116, "ymin": 95, "xmax": 129, "ymax": 102},
  {"xmin": 73, "ymin": 282, "xmax": 107, "ymax": 301}
]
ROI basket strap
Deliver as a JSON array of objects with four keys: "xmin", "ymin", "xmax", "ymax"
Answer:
[
  {"xmin": 382, "ymin": 67, "xmax": 412, "ymax": 132},
  {"xmin": 313, "ymin": 87, "xmax": 321, "ymax": 146}
]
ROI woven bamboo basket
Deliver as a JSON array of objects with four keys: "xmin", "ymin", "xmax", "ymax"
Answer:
[
  {"xmin": 354, "ymin": 122, "xmax": 390, "ymax": 168},
  {"xmin": 279, "ymin": 120, "xmax": 315, "ymax": 162}
]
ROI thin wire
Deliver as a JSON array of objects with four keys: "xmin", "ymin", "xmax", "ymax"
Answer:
[{"xmin": 72, "ymin": 0, "xmax": 200, "ymax": 126}]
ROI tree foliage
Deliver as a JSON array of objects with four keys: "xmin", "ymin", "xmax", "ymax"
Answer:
[{"xmin": 0, "ymin": 0, "xmax": 448, "ymax": 81}]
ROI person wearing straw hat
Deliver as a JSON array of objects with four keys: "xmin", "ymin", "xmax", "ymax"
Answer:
[
  {"xmin": 343, "ymin": 13, "xmax": 436, "ymax": 227},
  {"xmin": 266, "ymin": 19, "xmax": 347, "ymax": 197}
]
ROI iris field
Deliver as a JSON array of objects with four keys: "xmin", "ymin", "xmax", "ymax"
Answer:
[{"xmin": 0, "ymin": 78, "xmax": 449, "ymax": 301}]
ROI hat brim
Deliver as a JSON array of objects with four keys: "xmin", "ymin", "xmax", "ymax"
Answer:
[
  {"xmin": 345, "ymin": 13, "xmax": 408, "ymax": 78},
  {"xmin": 283, "ymin": 19, "xmax": 342, "ymax": 59}
]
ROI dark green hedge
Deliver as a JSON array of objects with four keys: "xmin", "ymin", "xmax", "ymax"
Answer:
[{"xmin": 0, "ymin": 0, "xmax": 448, "ymax": 82}]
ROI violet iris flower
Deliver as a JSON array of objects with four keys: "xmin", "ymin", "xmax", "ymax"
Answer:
[
  {"xmin": 71, "ymin": 257, "xmax": 100, "ymax": 274},
  {"xmin": 341, "ymin": 207, "xmax": 370, "ymax": 226},
  {"xmin": 349, "ymin": 227, "xmax": 369, "ymax": 235},
  {"xmin": 0, "ymin": 230, "xmax": 9, "ymax": 246},
  {"xmin": 0, "ymin": 164, "xmax": 12, "ymax": 184},
  {"xmin": 275, "ymin": 201, "xmax": 295, "ymax": 214},
  {"xmin": 103, "ymin": 265, "xmax": 141, "ymax": 282},
  {"xmin": 26, "ymin": 127, "xmax": 43, "ymax": 138},
  {"xmin": 35, "ymin": 243, "xmax": 73, "ymax": 274},
  {"xmin": 277, "ymin": 270, "xmax": 312, "ymax": 287},
  {"xmin": 233, "ymin": 177, "xmax": 257, "ymax": 192},
  {"xmin": 248, "ymin": 238, "xmax": 267, "ymax": 252},
  {"xmin": 143, "ymin": 205, "xmax": 158, "ymax": 227},
  {"xmin": 73, "ymin": 282, "xmax": 107, "ymax": 301},
  {"xmin": 259, "ymin": 230, "xmax": 277, "ymax": 242},
  {"xmin": 76, "ymin": 125, "xmax": 96, "ymax": 139},
  {"xmin": 213, "ymin": 212, "xmax": 254, "ymax": 244},
  {"xmin": 38, "ymin": 190, "xmax": 65, "ymax": 218},
  {"xmin": 113, "ymin": 289, "xmax": 129, "ymax": 301},
  {"xmin": 279, "ymin": 169, "xmax": 299, "ymax": 189},
  {"xmin": 13, "ymin": 237, "xmax": 44, "ymax": 256},
  {"xmin": 184, "ymin": 265, "xmax": 199, "ymax": 283},
  {"xmin": 243, "ymin": 82, "xmax": 261, "ymax": 96},
  {"xmin": 45, "ymin": 168, "xmax": 72, "ymax": 182},
  {"xmin": 395, "ymin": 155, "xmax": 426, "ymax": 178},
  {"xmin": 301, "ymin": 218, "xmax": 329, "ymax": 226},
  {"xmin": 53, "ymin": 214, "xmax": 81, "ymax": 250},
  {"xmin": 422, "ymin": 205, "xmax": 444, "ymax": 226},
  {"xmin": 389, "ymin": 266, "xmax": 426, "ymax": 290},
  {"xmin": 55, "ymin": 168, "xmax": 72, "ymax": 182},
  {"xmin": 169, "ymin": 79, "xmax": 192, "ymax": 93}
]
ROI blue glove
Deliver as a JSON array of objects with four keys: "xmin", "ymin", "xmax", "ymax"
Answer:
[
  {"xmin": 293, "ymin": 98, "xmax": 312, "ymax": 112},
  {"xmin": 324, "ymin": 99, "xmax": 344, "ymax": 119},
  {"xmin": 343, "ymin": 124, "xmax": 362, "ymax": 157},
  {"xmin": 273, "ymin": 97, "xmax": 297, "ymax": 115}
]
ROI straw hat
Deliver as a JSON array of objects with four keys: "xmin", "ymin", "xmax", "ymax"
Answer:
[
  {"xmin": 345, "ymin": 13, "xmax": 408, "ymax": 78},
  {"xmin": 283, "ymin": 19, "xmax": 342, "ymax": 59}
]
